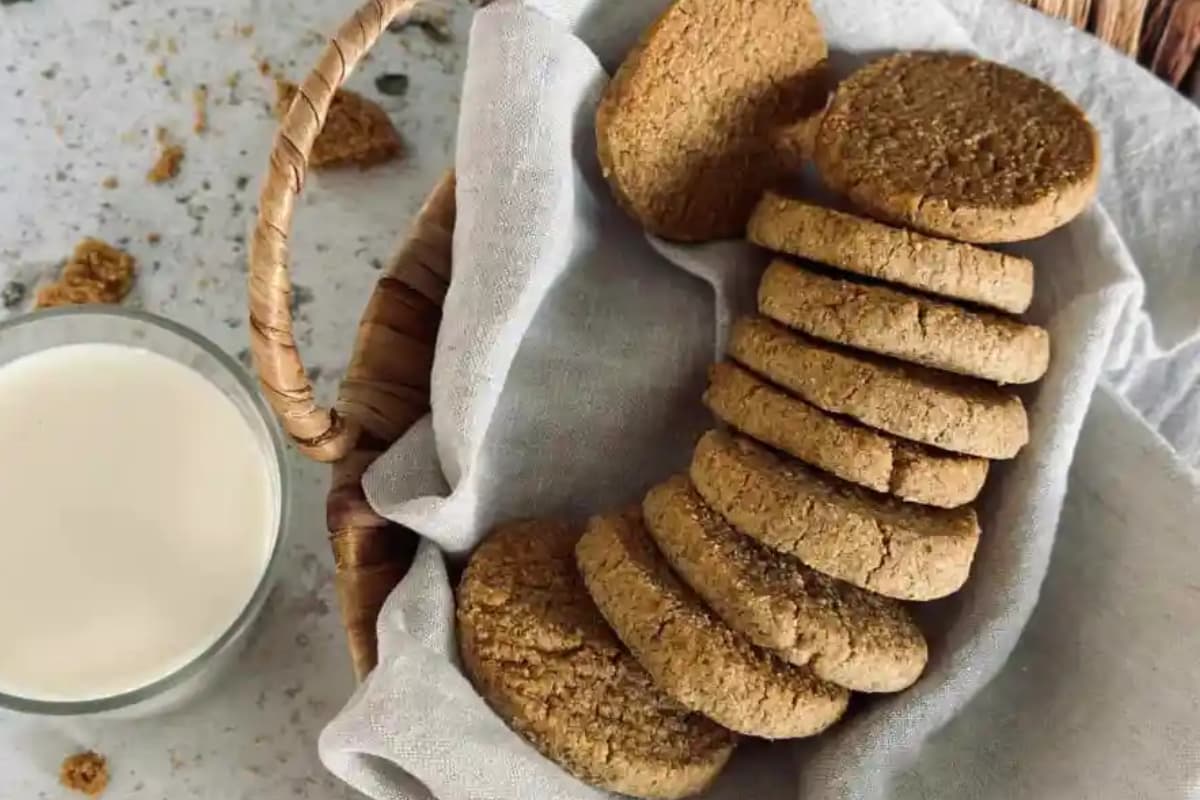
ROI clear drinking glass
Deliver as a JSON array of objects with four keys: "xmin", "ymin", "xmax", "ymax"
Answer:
[{"xmin": 0, "ymin": 307, "xmax": 289, "ymax": 717}]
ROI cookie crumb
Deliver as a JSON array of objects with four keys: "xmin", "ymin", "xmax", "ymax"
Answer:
[
  {"xmin": 148, "ymin": 128, "xmax": 184, "ymax": 183},
  {"xmin": 274, "ymin": 79, "xmax": 403, "ymax": 169},
  {"xmin": 146, "ymin": 232, "xmax": 161, "ymax": 244},
  {"xmin": 238, "ymin": 23, "xmax": 255, "ymax": 38},
  {"xmin": 60, "ymin": 751, "xmax": 109, "ymax": 796},
  {"xmin": 36, "ymin": 238, "xmax": 136, "ymax": 309},
  {"xmin": 192, "ymin": 84, "xmax": 209, "ymax": 134},
  {"xmin": 101, "ymin": 176, "xmax": 119, "ymax": 190},
  {"xmin": 152, "ymin": 60, "xmax": 167, "ymax": 80},
  {"xmin": 257, "ymin": 59, "xmax": 272, "ymax": 77}
]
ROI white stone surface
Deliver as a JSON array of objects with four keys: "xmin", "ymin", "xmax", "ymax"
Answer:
[{"xmin": 0, "ymin": 1, "xmax": 466, "ymax": 797}]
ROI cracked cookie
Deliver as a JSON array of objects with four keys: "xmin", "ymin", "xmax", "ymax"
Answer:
[
  {"xmin": 595, "ymin": 0, "xmax": 829, "ymax": 241},
  {"xmin": 811, "ymin": 51, "xmax": 1099, "ymax": 244},
  {"xmin": 643, "ymin": 476, "xmax": 927, "ymax": 692},
  {"xmin": 690, "ymin": 430, "xmax": 980, "ymax": 601},
  {"xmin": 457, "ymin": 519, "xmax": 736, "ymax": 799},
  {"xmin": 747, "ymin": 192, "xmax": 1035, "ymax": 313},
  {"xmin": 705, "ymin": 360, "xmax": 987, "ymax": 507},
  {"xmin": 759, "ymin": 260, "xmax": 1050, "ymax": 384},
  {"xmin": 576, "ymin": 509, "xmax": 849, "ymax": 739},
  {"xmin": 728, "ymin": 316, "xmax": 1028, "ymax": 458}
]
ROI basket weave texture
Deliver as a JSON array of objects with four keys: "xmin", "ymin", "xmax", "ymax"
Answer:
[{"xmin": 248, "ymin": 0, "xmax": 1195, "ymax": 679}]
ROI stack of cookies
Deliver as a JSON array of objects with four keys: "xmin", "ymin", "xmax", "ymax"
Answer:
[{"xmin": 453, "ymin": 0, "xmax": 1099, "ymax": 796}]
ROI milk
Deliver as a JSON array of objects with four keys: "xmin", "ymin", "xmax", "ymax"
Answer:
[{"xmin": 0, "ymin": 343, "xmax": 277, "ymax": 703}]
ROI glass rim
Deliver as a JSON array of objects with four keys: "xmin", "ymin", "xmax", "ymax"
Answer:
[{"xmin": 0, "ymin": 306, "xmax": 290, "ymax": 715}]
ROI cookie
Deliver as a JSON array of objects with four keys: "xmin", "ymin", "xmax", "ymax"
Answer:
[
  {"xmin": 706, "ymin": 361, "xmax": 988, "ymax": 507},
  {"xmin": 747, "ymin": 192, "xmax": 1034, "ymax": 313},
  {"xmin": 812, "ymin": 52, "xmax": 1100, "ymax": 243},
  {"xmin": 759, "ymin": 259, "xmax": 1050, "ymax": 384},
  {"xmin": 643, "ymin": 476, "xmax": 928, "ymax": 692},
  {"xmin": 729, "ymin": 316, "xmax": 1028, "ymax": 458},
  {"xmin": 595, "ymin": 0, "xmax": 829, "ymax": 241},
  {"xmin": 690, "ymin": 430, "xmax": 980, "ymax": 601},
  {"xmin": 576, "ymin": 510, "xmax": 849, "ymax": 739},
  {"xmin": 457, "ymin": 520, "xmax": 736, "ymax": 799}
]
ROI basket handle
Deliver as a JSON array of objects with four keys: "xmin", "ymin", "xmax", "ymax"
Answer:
[{"xmin": 248, "ymin": 0, "xmax": 421, "ymax": 461}]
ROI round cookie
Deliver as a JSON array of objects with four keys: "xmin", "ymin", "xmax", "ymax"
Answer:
[
  {"xmin": 759, "ymin": 259, "xmax": 1050, "ymax": 384},
  {"xmin": 689, "ymin": 430, "xmax": 980, "ymax": 601},
  {"xmin": 595, "ymin": 0, "xmax": 829, "ymax": 241},
  {"xmin": 746, "ymin": 192, "xmax": 1035, "ymax": 313},
  {"xmin": 812, "ymin": 51, "xmax": 1100, "ymax": 243},
  {"xmin": 643, "ymin": 476, "xmax": 928, "ymax": 692},
  {"xmin": 729, "ymin": 316, "xmax": 1028, "ymax": 458},
  {"xmin": 457, "ymin": 520, "xmax": 736, "ymax": 799},
  {"xmin": 576, "ymin": 509, "xmax": 849, "ymax": 739},
  {"xmin": 705, "ymin": 360, "xmax": 988, "ymax": 508}
]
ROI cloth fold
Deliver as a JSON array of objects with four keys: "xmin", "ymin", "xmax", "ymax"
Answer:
[{"xmin": 320, "ymin": 1, "xmax": 1200, "ymax": 797}]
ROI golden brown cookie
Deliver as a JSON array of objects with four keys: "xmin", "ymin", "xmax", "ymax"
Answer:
[
  {"xmin": 643, "ymin": 476, "xmax": 928, "ymax": 692},
  {"xmin": 728, "ymin": 316, "xmax": 1028, "ymax": 458},
  {"xmin": 457, "ymin": 520, "xmax": 736, "ymax": 799},
  {"xmin": 690, "ymin": 430, "xmax": 980, "ymax": 601},
  {"xmin": 576, "ymin": 510, "xmax": 849, "ymax": 739},
  {"xmin": 759, "ymin": 260, "xmax": 1050, "ymax": 384},
  {"xmin": 747, "ymin": 192, "xmax": 1035, "ymax": 313},
  {"xmin": 812, "ymin": 52, "xmax": 1100, "ymax": 243},
  {"xmin": 705, "ymin": 361, "xmax": 987, "ymax": 507},
  {"xmin": 595, "ymin": 0, "xmax": 829, "ymax": 241}
]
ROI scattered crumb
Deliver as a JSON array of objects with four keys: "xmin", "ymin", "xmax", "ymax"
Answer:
[
  {"xmin": 101, "ymin": 176, "xmax": 119, "ymax": 190},
  {"xmin": 226, "ymin": 71, "xmax": 241, "ymax": 89},
  {"xmin": 166, "ymin": 37, "xmax": 178, "ymax": 55},
  {"xmin": 148, "ymin": 143, "xmax": 184, "ymax": 182},
  {"xmin": 238, "ymin": 23, "xmax": 255, "ymax": 38},
  {"xmin": 192, "ymin": 84, "xmax": 209, "ymax": 134},
  {"xmin": 60, "ymin": 751, "xmax": 109, "ymax": 796},
  {"xmin": 146, "ymin": 232, "xmax": 161, "ymax": 245},
  {"xmin": 274, "ymin": 79, "xmax": 403, "ymax": 169},
  {"xmin": 36, "ymin": 239, "xmax": 136, "ymax": 309},
  {"xmin": 152, "ymin": 60, "xmax": 167, "ymax": 80},
  {"xmin": 258, "ymin": 59, "xmax": 272, "ymax": 77},
  {"xmin": 148, "ymin": 128, "xmax": 184, "ymax": 183}
]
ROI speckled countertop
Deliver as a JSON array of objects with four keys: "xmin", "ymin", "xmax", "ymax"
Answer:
[{"xmin": 0, "ymin": 1, "xmax": 466, "ymax": 797}]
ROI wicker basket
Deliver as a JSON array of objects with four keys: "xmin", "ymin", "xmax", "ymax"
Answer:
[{"xmin": 248, "ymin": 0, "xmax": 1195, "ymax": 681}]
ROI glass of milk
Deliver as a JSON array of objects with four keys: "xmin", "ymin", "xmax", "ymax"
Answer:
[{"xmin": 0, "ymin": 307, "xmax": 288, "ymax": 717}]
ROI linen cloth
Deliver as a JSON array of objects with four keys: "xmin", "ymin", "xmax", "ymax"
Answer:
[{"xmin": 320, "ymin": 1, "xmax": 1200, "ymax": 797}]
